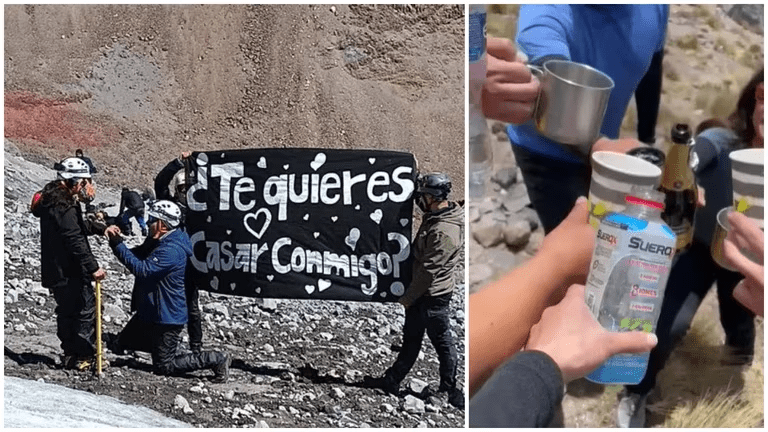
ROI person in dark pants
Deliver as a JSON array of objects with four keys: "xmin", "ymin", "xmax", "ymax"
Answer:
[
  {"xmin": 106, "ymin": 200, "xmax": 230, "ymax": 381},
  {"xmin": 75, "ymin": 149, "xmax": 97, "ymax": 174},
  {"xmin": 154, "ymin": 152, "xmax": 204, "ymax": 353},
  {"xmin": 119, "ymin": 187, "xmax": 148, "ymax": 237},
  {"xmin": 363, "ymin": 173, "xmax": 465, "ymax": 408},
  {"xmin": 617, "ymin": 69, "xmax": 763, "ymax": 427},
  {"xmin": 32, "ymin": 157, "xmax": 107, "ymax": 371}
]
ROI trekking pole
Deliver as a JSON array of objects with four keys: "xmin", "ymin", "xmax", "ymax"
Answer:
[{"xmin": 95, "ymin": 280, "xmax": 103, "ymax": 376}]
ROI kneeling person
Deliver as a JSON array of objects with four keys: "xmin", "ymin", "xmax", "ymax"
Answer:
[{"xmin": 106, "ymin": 200, "xmax": 230, "ymax": 382}]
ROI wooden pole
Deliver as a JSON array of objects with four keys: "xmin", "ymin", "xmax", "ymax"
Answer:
[{"xmin": 95, "ymin": 280, "xmax": 103, "ymax": 376}]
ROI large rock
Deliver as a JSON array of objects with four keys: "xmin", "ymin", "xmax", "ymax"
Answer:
[
  {"xmin": 724, "ymin": 5, "xmax": 764, "ymax": 31},
  {"xmin": 472, "ymin": 217, "xmax": 502, "ymax": 248},
  {"xmin": 502, "ymin": 220, "xmax": 532, "ymax": 248},
  {"xmin": 403, "ymin": 395, "xmax": 425, "ymax": 414}
]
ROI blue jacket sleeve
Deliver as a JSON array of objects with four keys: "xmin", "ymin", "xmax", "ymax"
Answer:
[
  {"xmin": 693, "ymin": 127, "xmax": 740, "ymax": 174},
  {"xmin": 516, "ymin": 5, "xmax": 573, "ymax": 64},
  {"xmin": 469, "ymin": 351, "xmax": 565, "ymax": 427},
  {"xmin": 114, "ymin": 242, "xmax": 176, "ymax": 281}
]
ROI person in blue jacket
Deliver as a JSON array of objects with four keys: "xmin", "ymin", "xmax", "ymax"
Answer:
[
  {"xmin": 482, "ymin": 5, "xmax": 669, "ymax": 233},
  {"xmin": 106, "ymin": 200, "xmax": 230, "ymax": 382}
]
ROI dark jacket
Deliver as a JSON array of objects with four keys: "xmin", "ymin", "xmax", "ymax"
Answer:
[
  {"xmin": 32, "ymin": 181, "xmax": 100, "ymax": 288},
  {"xmin": 79, "ymin": 155, "xmax": 97, "ymax": 174},
  {"xmin": 469, "ymin": 351, "xmax": 565, "ymax": 427},
  {"xmin": 111, "ymin": 229, "xmax": 193, "ymax": 325},
  {"xmin": 119, "ymin": 189, "xmax": 144, "ymax": 214},
  {"xmin": 399, "ymin": 201, "xmax": 464, "ymax": 307},
  {"xmin": 154, "ymin": 157, "xmax": 185, "ymax": 202}
]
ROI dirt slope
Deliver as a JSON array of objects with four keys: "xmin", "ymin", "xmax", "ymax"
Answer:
[{"xmin": 4, "ymin": 4, "xmax": 465, "ymax": 196}]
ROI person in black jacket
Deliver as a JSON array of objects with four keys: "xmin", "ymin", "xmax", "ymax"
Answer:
[
  {"xmin": 119, "ymin": 187, "xmax": 148, "ymax": 237},
  {"xmin": 75, "ymin": 149, "xmax": 97, "ymax": 174},
  {"xmin": 153, "ymin": 152, "xmax": 204, "ymax": 353},
  {"xmin": 31, "ymin": 157, "xmax": 107, "ymax": 371}
]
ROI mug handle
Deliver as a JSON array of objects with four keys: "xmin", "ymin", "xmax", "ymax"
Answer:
[{"xmin": 525, "ymin": 64, "xmax": 545, "ymax": 121}]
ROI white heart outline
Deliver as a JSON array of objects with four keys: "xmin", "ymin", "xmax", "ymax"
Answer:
[
  {"xmin": 310, "ymin": 152, "xmax": 327, "ymax": 171},
  {"xmin": 243, "ymin": 208, "xmax": 272, "ymax": 239}
]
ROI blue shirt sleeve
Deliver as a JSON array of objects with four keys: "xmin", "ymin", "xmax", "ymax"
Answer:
[{"xmin": 516, "ymin": 5, "xmax": 573, "ymax": 64}]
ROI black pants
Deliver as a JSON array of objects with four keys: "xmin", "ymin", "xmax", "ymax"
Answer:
[
  {"xmin": 185, "ymin": 273, "xmax": 203, "ymax": 350},
  {"xmin": 51, "ymin": 277, "xmax": 96, "ymax": 357},
  {"xmin": 118, "ymin": 315, "xmax": 224, "ymax": 376},
  {"xmin": 510, "ymin": 145, "xmax": 591, "ymax": 234},
  {"xmin": 627, "ymin": 240, "xmax": 755, "ymax": 395},
  {"xmin": 385, "ymin": 293, "xmax": 458, "ymax": 390}
]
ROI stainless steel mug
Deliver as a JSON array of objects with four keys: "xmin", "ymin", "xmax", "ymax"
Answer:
[{"xmin": 528, "ymin": 60, "xmax": 615, "ymax": 154}]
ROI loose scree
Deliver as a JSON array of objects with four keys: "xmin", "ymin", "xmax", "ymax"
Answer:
[{"xmin": 185, "ymin": 149, "xmax": 416, "ymax": 302}]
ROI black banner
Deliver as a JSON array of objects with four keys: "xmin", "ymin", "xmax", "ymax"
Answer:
[{"xmin": 185, "ymin": 148, "xmax": 416, "ymax": 302}]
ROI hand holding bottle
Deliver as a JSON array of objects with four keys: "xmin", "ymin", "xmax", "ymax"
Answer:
[{"xmin": 526, "ymin": 284, "xmax": 658, "ymax": 383}]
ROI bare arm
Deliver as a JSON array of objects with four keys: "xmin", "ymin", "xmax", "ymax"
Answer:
[{"xmin": 469, "ymin": 198, "xmax": 594, "ymax": 394}]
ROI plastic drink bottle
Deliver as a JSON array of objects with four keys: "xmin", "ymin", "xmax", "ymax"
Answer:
[
  {"xmin": 584, "ymin": 188, "xmax": 676, "ymax": 385},
  {"xmin": 468, "ymin": 4, "xmax": 492, "ymax": 199}
]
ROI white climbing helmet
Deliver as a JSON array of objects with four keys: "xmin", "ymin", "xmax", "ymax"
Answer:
[
  {"xmin": 56, "ymin": 157, "xmax": 92, "ymax": 180},
  {"xmin": 147, "ymin": 200, "xmax": 182, "ymax": 228}
]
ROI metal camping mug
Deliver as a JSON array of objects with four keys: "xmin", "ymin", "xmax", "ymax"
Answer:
[{"xmin": 527, "ymin": 60, "xmax": 615, "ymax": 153}]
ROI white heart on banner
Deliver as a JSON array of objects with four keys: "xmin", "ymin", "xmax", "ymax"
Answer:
[
  {"xmin": 368, "ymin": 158, "xmax": 376, "ymax": 164},
  {"xmin": 226, "ymin": 230, "xmax": 232, "ymax": 235},
  {"xmin": 257, "ymin": 157, "xmax": 267, "ymax": 168},
  {"xmin": 370, "ymin": 209, "xmax": 383, "ymax": 224},
  {"xmin": 266, "ymin": 275, "xmax": 274, "ymax": 281},
  {"xmin": 305, "ymin": 285, "xmax": 316, "ymax": 294},
  {"xmin": 206, "ymin": 216, "xmax": 212, "ymax": 223},
  {"xmin": 303, "ymin": 214, "xmax": 310, "ymax": 221},
  {"xmin": 244, "ymin": 208, "xmax": 272, "ymax": 239},
  {"xmin": 310, "ymin": 152, "xmax": 327, "ymax": 171},
  {"xmin": 283, "ymin": 164, "xmax": 290, "ymax": 170},
  {"xmin": 255, "ymin": 287, "xmax": 262, "ymax": 294},
  {"xmin": 400, "ymin": 218, "xmax": 409, "ymax": 227},
  {"xmin": 230, "ymin": 283, "xmax": 236, "ymax": 291},
  {"xmin": 354, "ymin": 204, "xmax": 361, "ymax": 210},
  {"xmin": 331, "ymin": 216, "xmax": 338, "ymax": 222},
  {"xmin": 210, "ymin": 276, "xmax": 219, "ymax": 291},
  {"xmin": 345, "ymin": 228, "xmax": 360, "ymax": 250},
  {"xmin": 318, "ymin": 279, "xmax": 332, "ymax": 292},
  {"xmin": 313, "ymin": 232, "xmax": 320, "ymax": 238}
]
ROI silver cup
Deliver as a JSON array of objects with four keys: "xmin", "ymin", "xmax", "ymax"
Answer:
[{"xmin": 528, "ymin": 60, "xmax": 615, "ymax": 154}]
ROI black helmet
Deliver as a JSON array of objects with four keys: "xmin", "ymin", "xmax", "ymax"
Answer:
[{"xmin": 417, "ymin": 172, "xmax": 451, "ymax": 200}]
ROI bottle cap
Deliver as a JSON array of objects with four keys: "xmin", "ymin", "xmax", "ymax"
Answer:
[
  {"xmin": 626, "ymin": 186, "xmax": 665, "ymax": 210},
  {"xmin": 671, "ymin": 123, "xmax": 692, "ymax": 144}
]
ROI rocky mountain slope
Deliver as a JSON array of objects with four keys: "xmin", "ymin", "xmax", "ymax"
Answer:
[{"xmin": 4, "ymin": 4, "xmax": 465, "ymax": 428}]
